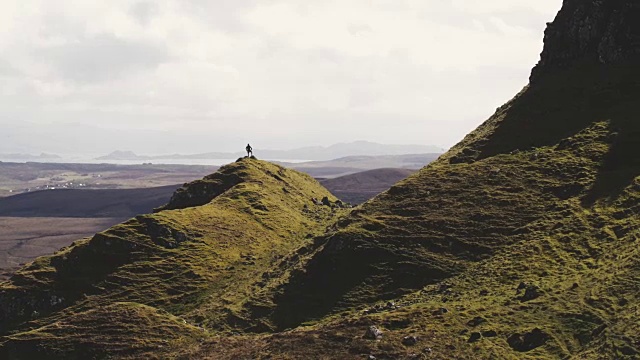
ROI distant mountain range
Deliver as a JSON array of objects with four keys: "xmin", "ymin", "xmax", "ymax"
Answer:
[
  {"xmin": 281, "ymin": 153, "xmax": 440, "ymax": 177},
  {"xmin": 96, "ymin": 141, "xmax": 444, "ymax": 161},
  {"xmin": 0, "ymin": 153, "xmax": 61, "ymax": 161}
]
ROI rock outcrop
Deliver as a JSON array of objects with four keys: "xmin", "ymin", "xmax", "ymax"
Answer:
[{"xmin": 531, "ymin": 0, "xmax": 640, "ymax": 81}]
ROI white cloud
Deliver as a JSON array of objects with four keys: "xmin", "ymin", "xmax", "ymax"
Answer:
[
  {"xmin": 0, "ymin": 0, "xmax": 562, "ymax": 153},
  {"xmin": 451, "ymin": 0, "xmax": 561, "ymax": 14}
]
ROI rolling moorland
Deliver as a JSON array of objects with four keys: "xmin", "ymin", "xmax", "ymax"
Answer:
[
  {"xmin": 0, "ymin": 167, "xmax": 412, "ymax": 219},
  {"xmin": 0, "ymin": 185, "xmax": 181, "ymax": 280},
  {"xmin": 0, "ymin": 162, "xmax": 217, "ymax": 198},
  {"xmin": 0, "ymin": 163, "xmax": 216, "ymax": 282},
  {"xmin": 0, "ymin": 185, "xmax": 181, "ymax": 218},
  {"xmin": 1, "ymin": 0, "xmax": 640, "ymax": 359},
  {"xmin": 0, "ymin": 217, "xmax": 128, "ymax": 281},
  {"xmin": 0, "ymin": 153, "xmax": 436, "ymax": 198}
]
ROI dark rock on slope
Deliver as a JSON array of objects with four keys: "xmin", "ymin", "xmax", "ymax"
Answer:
[
  {"xmin": 531, "ymin": 0, "xmax": 640, "ymax": 81},
  {"xmin": 507, "ymin": 328, "xmax": 550, "ymax": 352}
]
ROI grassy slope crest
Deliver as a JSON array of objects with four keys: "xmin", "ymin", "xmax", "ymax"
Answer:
[{"xmin": 0, "ymin": 158, "xmax": 347, "ymax": 358}]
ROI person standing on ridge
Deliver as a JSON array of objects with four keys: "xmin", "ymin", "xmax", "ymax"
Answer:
[{"xmin": 246, "ymin": 143, "xmax": 253, "ymax": 157}]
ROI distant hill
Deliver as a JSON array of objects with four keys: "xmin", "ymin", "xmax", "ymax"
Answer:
[
  {"xmin": 95, "ymin": 150, "xmax": 145, "ymax": 161},
  {"xmin": 0, "ymin": 153, "xmax": 60, "ymax": 161},
  {"xmin": 321, "ymin": 168, "xmax": 415, "ymax": 204},
  {"xmin": 96, "ymin": 141, "xmax": 444, "ymax": 161},
  {"xmin": 0, "ymin": 185, "xmax": 180, "ymax": 218},
  {"xmin": 283, "ymin": 153, "xmax": 440, "ymax": 177},
  {"xmin": 259, "ymin": 141, "xmax": 443, "ymax": 160}
]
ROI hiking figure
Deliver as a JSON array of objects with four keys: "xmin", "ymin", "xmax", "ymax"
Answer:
[{"xmin": 246, "ymin": 144, "xmax": 253, "ymax": 157}]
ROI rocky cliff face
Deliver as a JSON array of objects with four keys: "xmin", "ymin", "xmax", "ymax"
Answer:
[
  {"xmin": 442, "ymin": 0, "xmax": 640, "ymax": 167},
  {"xmin": 531, "ymin": 0, "xmax": 640, "ymax": 81}
]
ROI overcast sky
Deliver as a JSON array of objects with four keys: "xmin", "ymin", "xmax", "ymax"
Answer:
[{"xmin": 0, "ymin": 0, "xmax": 562, "ymax": 155}]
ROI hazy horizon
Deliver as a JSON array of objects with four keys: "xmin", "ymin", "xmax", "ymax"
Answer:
[
  {"xmin": 0, "ymin": 140, "xmax": 444, "ymax": 166},
  {"xmin": 1, "ymin": 0, "xmax": 562, "ymax": 154}
]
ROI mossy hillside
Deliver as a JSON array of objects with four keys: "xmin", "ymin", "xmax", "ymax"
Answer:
[
  {"xmin": 443, "ymin": 65, "xmax": 640, "ymax": 199},
  {"xmin": 0, "ymin": 158, "xmax": 347, "ymax": 357},
  {"xmin": 263, "ymin": 60, "xmax": 640, "ymax": 330},
  {"xmin": 367, "ymin": 180, "xmax": 639, "ymax": 359},
  {"xmin": 185, "ymin": 56, "xmax": 640, "ymax": 359},
  {"xmin": 0, "ymin": 302, "xmax": 203, "ymax": 360},
  {"xmin": 190, "ymin": 184, "xmax": 638, "ymax": 359},
  {"xmin": 185, "ymin": 97, "xmax": 640, "ymax": 359},
  {"xmin": 191, "ymin": 65, "xmax": 640, "ymax": 357}
]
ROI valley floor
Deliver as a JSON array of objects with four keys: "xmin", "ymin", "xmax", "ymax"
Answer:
[{"xmin": 0, "ymin": 217, "xmax": 126, "ymax": 280}]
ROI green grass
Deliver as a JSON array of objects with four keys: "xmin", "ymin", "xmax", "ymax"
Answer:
[{"xmin": 1, "ymin": 302, "xmax": 203, "ymax": 360}]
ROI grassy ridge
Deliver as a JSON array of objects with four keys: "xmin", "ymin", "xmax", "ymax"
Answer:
[{"xmin": 0, "ymin": 158, "xmax": 347, "ymax": 358}]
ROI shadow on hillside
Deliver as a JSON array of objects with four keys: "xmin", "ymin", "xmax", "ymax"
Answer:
[
  {"xmin": 583, "ymin": 114, "xmax": 640, "ymax": 205},
  {"xmin": 270, "ymin": 234, "xmax": 457, "ymax": 330},
  {"xmin": 484, "ymin": 67, "xmax": 636, "ymax": 155},
  {"xmin": 454, "ymin": 65, "xmax": 640, "ymax": 203}
]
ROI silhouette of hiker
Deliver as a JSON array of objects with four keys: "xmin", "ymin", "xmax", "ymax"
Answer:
[{"xmin": 246, "ymin": 143, "xmax": 253, "ymax": 157}]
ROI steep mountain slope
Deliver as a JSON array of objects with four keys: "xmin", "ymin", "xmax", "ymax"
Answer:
[
  {"xmin": 266, "ymin": 0, "xmax": 640, "ymax": 319},
  {"xmin": 0, "ymin": 158, "xmax": 346, "ymax": 359},
  {"xmin": 192, "ymin": 0, "xmax": 637, "ymax": 358}
]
